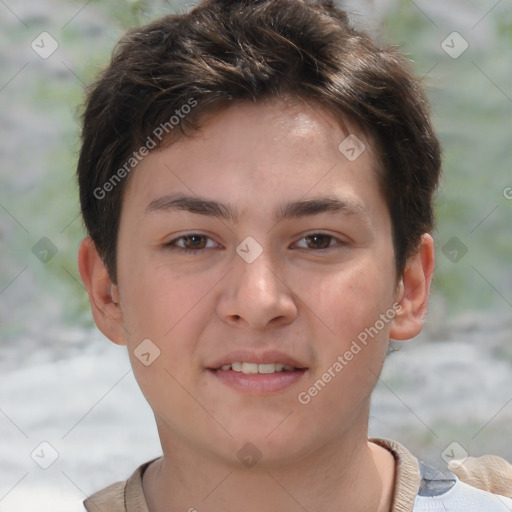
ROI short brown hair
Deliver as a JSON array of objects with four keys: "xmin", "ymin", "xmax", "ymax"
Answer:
[{"xmin": 77, "ymin": 0, "xmax": 441, "ymax": 283}]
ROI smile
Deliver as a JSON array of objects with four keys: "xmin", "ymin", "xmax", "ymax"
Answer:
[
  {"xmin": 209, "ymin": 365, "xmax": 308, "ymax": 393},
  {"xmin": 217, "ymin": 362, "xmax": 300, "ymax": 374}
]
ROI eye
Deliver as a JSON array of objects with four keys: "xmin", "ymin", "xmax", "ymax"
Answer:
[
  {"xmin": 164, "ymin": 232, "xmax": 346, "ymax": 254},
  {"xmin": 164, "ymin": 233, "xmax": 219, "ymax": 253},
  {"xmin": 294, "ymin": 233, "xmax": 345, "ymax": 250}
]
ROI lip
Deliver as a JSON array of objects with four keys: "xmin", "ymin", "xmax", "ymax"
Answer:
[
  {"xmin": 207, "ymin": 350, "xmax": 308, "ymax": 370},
  {"xmin": 206, "ymin": 349, "xmax": 309, "ymax": 394},
  {"xmin": 209, "ymin": 367, "xmax": 308, "ymax": 393}
]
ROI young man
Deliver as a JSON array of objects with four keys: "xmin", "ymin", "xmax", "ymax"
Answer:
[{"xmin": 76, "ymin": 0, "xmax": 512, "ymax": 510}]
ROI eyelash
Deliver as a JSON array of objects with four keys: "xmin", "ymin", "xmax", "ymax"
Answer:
[{"xmin": 164, "ymin": 232, "xmax": 346, "ymax": 254}]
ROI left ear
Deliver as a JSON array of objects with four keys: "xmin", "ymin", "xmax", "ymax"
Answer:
[{"xmin": 389, "ymin": 233, "xmax": 435, "ymax": 341}]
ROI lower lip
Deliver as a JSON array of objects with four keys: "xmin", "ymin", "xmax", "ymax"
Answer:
[{"xmin": 208, "ymin": 369, "xmax": 308, "ymax": 393}]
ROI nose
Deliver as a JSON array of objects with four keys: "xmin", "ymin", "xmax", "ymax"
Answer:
[{"xmin": 216, "ymin": 247, "xmax": 298, "ymax": 330}]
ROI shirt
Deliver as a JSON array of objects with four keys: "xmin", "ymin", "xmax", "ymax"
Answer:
[{"xmin": 83, "ymin": 438, "xmax": 512, "ymax": 511}]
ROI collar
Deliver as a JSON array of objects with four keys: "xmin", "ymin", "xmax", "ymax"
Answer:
[{"xmin": 123, "ymin": 438, "xmax": 432, "ymax": 512}]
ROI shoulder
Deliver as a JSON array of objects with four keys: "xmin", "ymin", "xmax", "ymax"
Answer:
[
  {"xmin": 413, "ymin": 454, "xmax": 512, "ymax": 511},
  {"xmin": 83, "ymin": 458, "xmax": 158, "ymax": 512},
  {"xmin": 371, "ymin": 438, "xmax": 512, "ymax": 512},
  {"xmin": 449, "ymin": 454, "xmax": 512, "ymax": 498},
  {"xmin": 83, "ymin": 479, "xmax": 126, "ymax": 512},
  {"xmin": 414, "ymin": 477, "xmax": 512, "ymax": 511}
]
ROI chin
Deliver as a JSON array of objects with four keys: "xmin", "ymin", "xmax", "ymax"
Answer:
[{"xmin": 209, "ymin": 421, "xmax": 311, "ymax": 468}]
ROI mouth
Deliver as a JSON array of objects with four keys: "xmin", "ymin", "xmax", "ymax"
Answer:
[
  {"xmin": 207, "ymin": 352, "xmax": 309, "ymax": 393},
  {"xmin": 214, "ymin": 362, "xmax": 305, "ymax": 374}
]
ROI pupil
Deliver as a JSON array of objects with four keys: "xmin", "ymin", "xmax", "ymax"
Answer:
[
  {"xmin": 187, "ymin": 235, "xmax": 204, "ymax": 248},
  {"xmin": 308, "ymin": 235, "xmax": 330, "ymax": 249}
]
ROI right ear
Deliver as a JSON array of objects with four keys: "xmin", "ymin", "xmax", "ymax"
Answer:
[{"xmin": 78, "ymin": 236, "xmax": 127, "ymax": 346}]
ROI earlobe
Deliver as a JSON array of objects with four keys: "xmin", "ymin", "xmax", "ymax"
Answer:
[
  {"xmin": 389, "ymin": 234, "xmax": 435, "ymax": 341},
  {"xmin": 77, "ymin": 237, "xmax": 127, "ymax": 346}
]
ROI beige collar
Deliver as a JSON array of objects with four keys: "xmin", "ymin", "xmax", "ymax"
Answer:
[
  {"xmin": 370, "ymin": 438, "xmax": 421, "ymax": 512},
  {"xmin": 85, "ymin": 437, "xmax": 422, "ymax": 512}
]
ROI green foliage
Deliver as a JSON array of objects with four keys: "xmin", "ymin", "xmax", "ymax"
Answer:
[
  {"xmin": 383, "ymin": 0, "xmax": 512, "ymax": 315},
  {"xmin": 89, "ymin": 0, "xmax": 184, "ymax": 27}
]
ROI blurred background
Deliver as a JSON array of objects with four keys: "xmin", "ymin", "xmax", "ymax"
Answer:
[{"xmin": 0, "ymin": 0, "xmax": 511, "ymax": 510}]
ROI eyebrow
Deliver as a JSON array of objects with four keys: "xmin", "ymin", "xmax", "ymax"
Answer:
[{"xmin": 144, "ymin": 193, "xmax": 368, "ymax": 223}]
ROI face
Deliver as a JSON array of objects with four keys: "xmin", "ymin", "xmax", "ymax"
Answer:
[{"xmin": 111, "ymin": 98, "xmax": 403, "ymax": 467}]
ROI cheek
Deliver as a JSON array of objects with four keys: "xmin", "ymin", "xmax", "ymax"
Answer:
[
  {"xmin": 118, "ymin": 252, "xmax": 211, "ymax": 341},
  {"xmin": 313, "ymin": 260, "xmax": 394, "ymax": 395},
  {"xmin": 130, "ymin": 356, "xmax": 207, "ymax": 442},
  {"xmin": 117, "ymin": 270, "xmax": 210, "ymax": 414},
  {"xmin": 296, "ymin": 275, "xmax": 391, "ymax": 427},
  {"xmin": 311, "ymin": 259, "xmax": 394, "ymax": 340},
  {"xmin": 297, "ymin": 259, "xmax": 394, "ymax": 407}
]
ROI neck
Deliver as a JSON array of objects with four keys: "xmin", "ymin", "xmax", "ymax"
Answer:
[{"xmin": 143, "ymin": 425, "xmax": 395, "ymax": 512}]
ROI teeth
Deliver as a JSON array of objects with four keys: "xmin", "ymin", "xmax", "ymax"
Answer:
[
  {"xmin": 258, "ymin": 363, "xmax": 276, "ymax": 374},
  {"xmin": 217, "ymin": 362, "xmax": 299, "ymax": 373},
  {"xmin": 242, "ymin": 363, "xmax": 259, "ymax": 374}
]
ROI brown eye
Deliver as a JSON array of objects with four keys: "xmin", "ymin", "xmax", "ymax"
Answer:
[
  {"xmin": 295, "ymin": 233, "xmax": 343, "ymax": 250},
  {"xmin": 180, "ymin": 234, "xmax": 208, "ymax": 250},
  {"xmin": 304, "ymin": 234, "xmax": 334, "ymax": 249},
  {"xmin": 165, "ymin": 233, "xmax": 218, "ymax": 253}
]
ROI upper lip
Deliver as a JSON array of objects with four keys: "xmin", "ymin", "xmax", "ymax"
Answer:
[{"xmin": 207, "ymin": 350, "xmax": 308, "ymax": 369}]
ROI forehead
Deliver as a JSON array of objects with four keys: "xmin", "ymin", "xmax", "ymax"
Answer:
[{"xmin": 122, "ymin": 97, "xmax": 384, "ymax": 220}]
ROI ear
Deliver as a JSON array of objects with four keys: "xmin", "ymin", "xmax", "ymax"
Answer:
[
  {"xmin": 77, "ymin": 236, "xmax": 126, "ymax": 346},
  {"xmin": 389, "ymin": 233, "xmax": 435, "ymax": 341}
]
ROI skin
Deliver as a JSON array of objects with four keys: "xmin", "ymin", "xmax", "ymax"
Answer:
[{"xmin": 79, "ymin": 96, "xmax": 434, "ymax": 512}]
